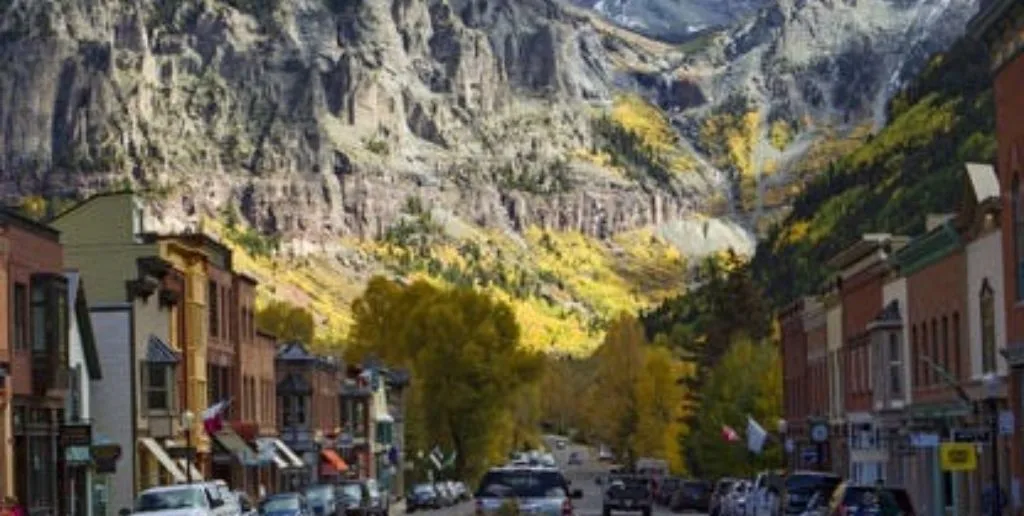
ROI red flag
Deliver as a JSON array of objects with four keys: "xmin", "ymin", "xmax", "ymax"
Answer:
[
  {"xmin": 722, "ymin": 425, "xmax": 740, "ymax": 442},
  {"xmin": 202, "ymin": 399, "xmax": 231, "ymax": 435}
]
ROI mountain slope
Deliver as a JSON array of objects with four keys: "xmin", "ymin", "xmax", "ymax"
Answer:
[
  {"xmin": 0, "ymin": 0, "xmax": 755, "ymax": 354},
  {"xmin": 749, "ymin": 37, "xmax": 996, "ymax": 307}
]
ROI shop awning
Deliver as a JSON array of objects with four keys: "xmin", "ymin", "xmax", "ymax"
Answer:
[
  {"xmin": 138, "ymin": 437, "xmax": 186, "ymax": 484},
  {"xmin": 213, "ymin": 428, "xmax": 259, "ymax": 466},
  {"xmin": 320, "ymin": 449, "xmax": 348, "ymax": 473},
  {"xmin": 176, "ymin": 459, "xmax": 204, "ymax": 481},
  {"xmin": 256, "ymin": 438, "xmax": 290, "ymax": 469},
  {"xmin": 272, "ymin": 438, "xmax": 305, "ymax": 468}
]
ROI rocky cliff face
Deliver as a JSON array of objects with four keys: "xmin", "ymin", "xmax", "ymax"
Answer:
[
  {"xmin": 569, "ymin": 0, "xmax": 770, "ymax": 40},
  {"xmin": 0, "ymin": 0, "xmax": 747, "ymax": 256}
]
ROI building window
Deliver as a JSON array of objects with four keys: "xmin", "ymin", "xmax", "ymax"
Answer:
[
  {"xmin": 889, "ymin": 332, "xmax": 902, "ymax": 398},
  {"xmin": 1016, "ymin": 176, "xmax": 1024, "ymax": 300},
  {"xmin": 931, "ymin": 319, "xmax": 939, "ymax": 385},
  {"xmin": 31, "ymin": 281, "xmax": 48, "ymax": 353},
  {"xmin": 982, "ymin": 281, "xmax": 997, "ymax": 374},
  {"xmin": 942, "ymin": 316, "xmax": 950, "ymax": 376},
  {"xmin": 13, "ymin": 283, "xmax": 26, "ymax": 350},
  {"xmin": 208, "ymin": 281, "xmax": 219, "ymax": 339},
  {"xmin": 912, "ymin": 326, "xmax": 918, "ymax": 387},
  {"xmin": 952, "ymin": 312, "xmax": 961, "ymax": 380},
  {"xmin": 146, "ymin": 364, "xmax": 171, "ymax": 411}
]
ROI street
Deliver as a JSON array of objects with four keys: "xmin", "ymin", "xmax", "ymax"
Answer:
[{"xmin": 402, "ymin": 436, "xmax": 705, "ymax": 516}]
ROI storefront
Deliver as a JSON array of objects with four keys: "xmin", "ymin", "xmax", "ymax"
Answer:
[{"xmin": 13, "ymin": 404, "xmax": 60, "ymax": 515}]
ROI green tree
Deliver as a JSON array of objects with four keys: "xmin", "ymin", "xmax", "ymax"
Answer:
[
  {"xmin": 255, "ymin": 300, "xmax": 315, "ymax": 344},
  {"xmin": 348, "ymin": 277, "xmax": 543, "ymax": 480},
  {"xmin": 689, "ymin": 335, "xmax": 782, "ymax": 478}
]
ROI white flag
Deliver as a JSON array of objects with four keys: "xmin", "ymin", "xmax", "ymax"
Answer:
[{"xmin": 747, "ymin": 416, "xmax": 768, "ymax": 454}]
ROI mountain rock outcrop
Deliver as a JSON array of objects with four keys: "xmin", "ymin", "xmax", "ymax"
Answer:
[{"xmin": 0, "ymin": 0, "xmax": 744, "ymax": 254}]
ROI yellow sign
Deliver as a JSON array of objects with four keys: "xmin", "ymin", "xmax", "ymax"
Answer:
[{"xmin": 940, "ymin": 442, "xmax": 977, "ymax": 471}]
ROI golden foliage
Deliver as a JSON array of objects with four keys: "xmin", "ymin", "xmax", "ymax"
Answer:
[
  {"xmin": 583, "ymin": 314, "xmax": 690, "ymax": 471},
  {"xmin": 20, "ymin": 196, "xmax": 47, "ymax": 220},
  {"xmin": 700, "ymin": 110, "xmax": 761, "ymax": 176},
  {"xmin": 348, "ymin": 277, "xmax": 545, "ymax": 479},
  {"xmin": 769, "ymin": 120, "xmax": 794, "ymax": 151},
  {"xmin": 255, "ymin": 299, "xmax": 315, "ymax": 344},
  {"xmin": 611, "ymin": 94, "xmax": 678, "ymax": 153}
]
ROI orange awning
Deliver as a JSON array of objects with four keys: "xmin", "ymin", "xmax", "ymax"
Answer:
[{"xmin": 321, "ymin": 449, "xmax": 349, "ymax": 473}]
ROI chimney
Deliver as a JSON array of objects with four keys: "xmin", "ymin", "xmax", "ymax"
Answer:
[{"xmin": 926, "ymin": 213, "xmax": 956, "ymax": 231}]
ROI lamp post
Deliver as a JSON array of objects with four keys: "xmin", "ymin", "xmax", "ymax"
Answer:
[
  {"xmin": 314, "ymin": 430, "xmax": 325, "ymax": 486},
  {"xmin": 181, "ymin": 410, "xmax": 195, "ymax": 485},
  {"xmin": 983, "ymin": 373, "xmax": 1002, "ymax": 516},
  {"xmin": 777, "ymin": 419, "xmax": 789, "ymax": 470}
]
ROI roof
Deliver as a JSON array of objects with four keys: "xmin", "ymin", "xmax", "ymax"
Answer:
[
  {"xmin": 65, "ymin": 271, "xmax": 103, "ymax": 380},
  {"xmin": 0, "ymin": 208, "xmax": 60, "ymax": 241},
  {"xmin": 277, "ymin": 341, "xmax": 316, "ymax": 362},
  {"xmin": 889, "ymin": 222, "xmax": 963, "ymax": 276},
  {"xmin": 966, "ymin": 163, "xmax": 1000, "ymax": 202},
  {"xmin": 48, "ymin": 190, "xmax": 133, "ymax": 223},
  {"xmin": 146, "ymin": 334, "xmax": 180, "ymax": 364},
  {"xmin": 826, "ymin": 234, "xmax": 910, "ymax": 272}
]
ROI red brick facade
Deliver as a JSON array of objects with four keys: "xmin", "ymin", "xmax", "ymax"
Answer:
[
  {"xmin": 781, "ymin": 299, "xmax": 809, "ymax": 432},
  {"xmin": 906, "ymin": 250, "xmax": 968, "ymax": 404},
  {"xmin": 840, "ymin": 266, "xmax": 885, "ymax": 414}
]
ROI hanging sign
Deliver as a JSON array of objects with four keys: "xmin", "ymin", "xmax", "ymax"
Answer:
[{"xmin": 939, "ymin": 442, "xmax": 977, "ymax": 472}]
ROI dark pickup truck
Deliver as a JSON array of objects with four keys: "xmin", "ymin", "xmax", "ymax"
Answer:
[{"xmin": 602, "ymin": 476, "xmax": 653, "ymax": 516}]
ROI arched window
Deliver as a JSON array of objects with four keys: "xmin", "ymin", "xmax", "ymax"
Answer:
[{"xmin": 981, "ymin": 280, "xmax": 996, "ymax": 374}]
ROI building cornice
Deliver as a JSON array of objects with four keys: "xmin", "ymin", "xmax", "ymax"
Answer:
[{"xmin": 889, "ymin": 223, "xmax": 962, "ymax": 277}]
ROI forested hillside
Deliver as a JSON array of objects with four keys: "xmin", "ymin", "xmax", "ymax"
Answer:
[{"xmin": 750, "ymin": 38, "xmax": 997, "ymax": 307}]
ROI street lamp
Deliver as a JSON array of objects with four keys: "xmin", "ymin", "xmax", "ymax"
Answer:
[
  {"xmin": 777, "ymin": 419, "xmax": 789, "ymax": 469},
  {"xmin": 314, "ymin": 430, "xmax": 325, "ymax": 486},
  {"xmin": 983, "ymin": 373, "xmax": 1002, "ymax": 516},
  {"xmin": 181, "ymin": 410, "xmax": 195, "ymax": 484}
]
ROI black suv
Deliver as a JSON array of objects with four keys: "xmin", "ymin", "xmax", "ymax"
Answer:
[{"xmin": 603, "ymin": 475, "xmax": 653, "ymax": 516}]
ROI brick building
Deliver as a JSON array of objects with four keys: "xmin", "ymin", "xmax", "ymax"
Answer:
[
  {"xmin": 970, "ymin": 0, "xmax": 1024, "ymax": 510},
  {"xmin": 2, "ymin": 209, "xmax": 68, "ymax": 515},
  {"xmin": 826, "ymin": 234, "xmax": 907, "ymax": 483}
]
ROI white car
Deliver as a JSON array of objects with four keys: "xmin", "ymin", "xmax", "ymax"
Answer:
[
  {"xmin": 746, "ymin": 473, "xmax": 779, "ymax": 516},
  {"xmin": 128, "ymin": 483, "xmax": 234, "ymax": 515},
  {"xmin": 211, "ymin": 481, "xmax": 243, "ymax": 515}
]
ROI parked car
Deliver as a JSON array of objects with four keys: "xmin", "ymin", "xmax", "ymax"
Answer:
[
  {"xmin": 821, "ymin": 483, "xmax": 916, "ymax": 516},
  {"xmin": 305, "ymin": 484, "xmax": 341, "ymax": 516},
  {"xmin": 602, "ymin": 475, "xmax": 654, "ymax": 516},
  {"xmin": 723, "ymin": 481, "xmax": 752, "ymax": 516},
  {"xmin": 670, "ymin": 480, "xmax": 712, "ymax": 513},
  {"xmin": 654, "ymin": 477, "xmax": 679, "ymax": 505},
  {"xmin": 337, "ymin": 481, "xmax": 373, "ymax": 516},
  {"xmin": 710, "ymin": 478, "xmax": 739, "ymax": 516},
  {"xmin": 211, "ymin": 481, "xmax": 242, "ymax": 516},
  {"xmin": 779, "ymin": 471, "xmax": 842, "ymax": 516},
  {"xmin": 747, "ymin": 471, "xmax": 785, "ymax": 516},
  {"xmin": 235, "ymin": 491, "xmax": 257, "ymax": 516},
  {"xmin": 127, "ymin": 483, "xmax": 233, "ymax": 515},
  {"xmin": 475, "ymin": 466, "xmax": 583, "ymax": 516},
  {"xmin": 259, "ymin": 493, "xmax": 313, "ymax": 516},
  {"xmin": 362, "ymin": 479, "xmax": 389, "ymax": 516},
  {"xmin": 568, "ymin": 452, "xmax": 584, "ymax": 466},
  {"xmin": 406, "ymin": 483, "xmax": 441, "ymax": 512}
]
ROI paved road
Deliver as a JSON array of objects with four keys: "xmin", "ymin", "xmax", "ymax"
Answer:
[
  {"xmin": 542, "ymin": 435, "xmax": 706, "ymax": 516},
  {"xmin": 403, "ymin": 436, "xmax": 705, "ymax": 516}
]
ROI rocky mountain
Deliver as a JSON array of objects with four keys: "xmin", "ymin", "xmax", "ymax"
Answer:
[
  {"xmin": 0, "ymin": 0, "xmax": 983, "ymax": 351},
  {"xmin": 568, "ymin": 0, "xmax": 770, "ymax": 40}
]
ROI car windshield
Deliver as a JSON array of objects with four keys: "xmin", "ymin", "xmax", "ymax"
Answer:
[
  {"xmin": 261, "ymin": 496, "xmax": 301, "ymax": 511},
  {"xmin": 339, "ymin": 484, "xmax": 364, "ymax": 499},
  {"xmin": 477, "ymin": 469, "xmax": 570, "ymax": 498},
  {"xmin": 305, "ymin": 486, "xmax": 333, "ymax": 502},
  {"xmin": 414, "ymin": 485, "xmax": 434, "ymax": 495},
  {"xmin": 134, "ymin": 488, "xmax": 205, "ymax": 512}
]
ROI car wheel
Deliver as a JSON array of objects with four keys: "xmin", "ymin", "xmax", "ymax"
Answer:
[
  {"xmin": 642, "ymin": 508, "xmax": 651, "ymax": 516},
  {"xmin": 602, "ymin": 507, "xmax": 611, "ymax": 516}
]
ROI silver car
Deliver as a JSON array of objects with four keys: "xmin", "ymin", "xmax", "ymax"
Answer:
[{"xmin": 474, "ymin": 466, "xmax": 583, "ymax": 516}]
